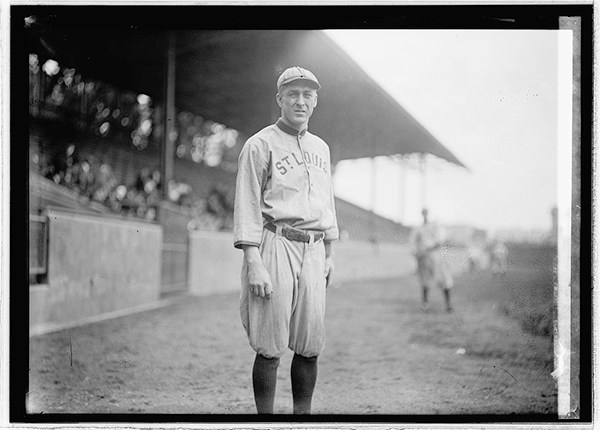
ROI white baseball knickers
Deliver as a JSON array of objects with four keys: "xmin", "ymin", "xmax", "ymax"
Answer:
[{"xmin": 240, "ymin": 227, "xmax": 327, "ymax": 359}]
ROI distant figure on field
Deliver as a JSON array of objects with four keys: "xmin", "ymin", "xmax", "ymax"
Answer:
[
  {"xmin": 466, "ymin": 243, "xmax": 486, "ymax": 273},
  {"xmin": 490, "ymin": 239, "xmax": 509, "ymax": 276},
  {"xmin": 409, "ymin": 208, "xmax": 454, "ymax": 312}
]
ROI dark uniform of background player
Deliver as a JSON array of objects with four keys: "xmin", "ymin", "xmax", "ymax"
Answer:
[{"xmin": 233, "ymin": 66, "xmax": 339, "ymax": 414}]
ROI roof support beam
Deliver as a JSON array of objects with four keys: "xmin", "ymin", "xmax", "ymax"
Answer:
[{"xmin": 161, "ymin": 31, "xmax": 177, "ymax": 200}]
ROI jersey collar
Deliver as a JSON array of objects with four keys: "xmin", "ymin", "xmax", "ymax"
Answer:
[{"xmin": 276, "ymin": 118, "xmax": 307, "ymax": 137}]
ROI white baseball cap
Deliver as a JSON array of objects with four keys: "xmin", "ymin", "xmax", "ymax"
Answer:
[{"xmin": 277, "ymin": 66, "xmax": 321, "ymax": 90}]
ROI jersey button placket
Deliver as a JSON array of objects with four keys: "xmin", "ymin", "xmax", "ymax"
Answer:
[{"xmin": 296, "ymin": 135, "xmax": 312, "ymax": 214}]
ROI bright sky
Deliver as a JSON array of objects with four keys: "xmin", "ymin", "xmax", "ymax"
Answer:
[{"xmin": 324, "ymin": 30, "xmax": 565, "ymax": 233}]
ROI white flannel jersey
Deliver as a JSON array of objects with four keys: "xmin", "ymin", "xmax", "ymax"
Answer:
[
  {"xmin": 409, "ymin": 222, "xmax": 446, "ymax": 256},
  {"xmin": 233, "ymin": 118, "xmax": 339, "ymax": 249}
]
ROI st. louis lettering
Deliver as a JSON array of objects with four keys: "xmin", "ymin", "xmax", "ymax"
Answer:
[
  {"xmin": 292, "ymin": 153, "xmax": 304, "ymax": 166},
  {"xmin": 276, "ymin": 151, "xmax": 328, "ymax": 175},
  {"xmin": 275, "ymin": 155, "xmax": 293, "ymax": 175},
  {"xmin": 275, "ymin": 161, "xmax": 287, "ymax": 175}
]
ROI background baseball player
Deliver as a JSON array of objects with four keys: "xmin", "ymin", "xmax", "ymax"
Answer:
[
  {"xmin": 409, "ymin": 208, "xmax": 454, "ymax": 312},
  {"xmin": 233, "ymin": 66, "xmax": 338, "ymax": 414},
  {"xmin": 490, "ymin": 239, "xmax": 509, "ymax": 276}
]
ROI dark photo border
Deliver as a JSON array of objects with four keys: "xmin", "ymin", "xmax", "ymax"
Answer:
[{"xmin": 8, "ymin": 2, "xmax": 593, "ymax": 427}]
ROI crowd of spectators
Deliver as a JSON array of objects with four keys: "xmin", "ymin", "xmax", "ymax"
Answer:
[
  {"xmin": 30, "ymin": 51, "xmax": 238, "ymax": 230},
  {"xmin": 39, "ymin": 144, "xmax": 160, "ymax": 220},
  {"xmin": 186, "ymin": 181, "xmax": 235, "ymax": 232},
  {"xmin": 37, "ymin": 143, "xmax": 234, "ymax": 229}
]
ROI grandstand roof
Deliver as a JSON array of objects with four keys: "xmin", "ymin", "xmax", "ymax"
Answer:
[{"xmin": 22, "ymin": 7, "xmax": 468, "ymax": 168}]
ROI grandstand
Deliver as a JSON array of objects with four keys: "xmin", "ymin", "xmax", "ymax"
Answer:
[
  {"xmin": 29, "ymin": 118, "xmax": 237, "ymax": 211},
  {"xmin": 30, "ymin": 116, "xmax": 410, "ymax": 243},
  {"xmin": 24, "ymin": 20, "xmax": 463, "ymax": 332}
]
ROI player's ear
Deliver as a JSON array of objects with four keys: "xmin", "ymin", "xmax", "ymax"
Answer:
[
  {"xmin": 276, "ymin": 92, "xmax": 283, "ymax": 108},
  {"xmin": 313, "ymin": 92, "xmax": 318, "ymax": 108}
]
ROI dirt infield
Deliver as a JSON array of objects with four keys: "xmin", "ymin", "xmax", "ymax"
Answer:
[{"xmin": 27, "ymin": 252, "xmax": 556, "ymax": 418}]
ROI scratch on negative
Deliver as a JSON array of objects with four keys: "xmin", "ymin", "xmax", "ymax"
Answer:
[
  {"xmin": 26, "ymin": 383, "xmax": 42, "ymax": 396},
  {"xmin": 69, "ymin": 330, "xmax": 73, "ymax": 367},
  {"xmin": 452, "ymin": 308, "xmax": 462, "ymax": 327},
  {"xmin": 493, "ymin": 365, "xmax": 517, "ymax": 381}
]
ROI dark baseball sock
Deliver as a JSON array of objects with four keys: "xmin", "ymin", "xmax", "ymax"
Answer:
[
  {"xmin": 291, "ymin": 353, "xmax": 318, "ymax": 414},
  {"xmin": 422, "ymin": 286, "xmax": 429, "ymax": 304},
  {"xmin": 444, "ymin": 288, "xmax": 452, "ymax": 310},
  {"xmin": 252, "ymin": 354, "xmax": 280, "ymax": 414}
]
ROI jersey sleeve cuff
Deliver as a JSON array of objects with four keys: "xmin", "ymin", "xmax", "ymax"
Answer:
[
  {"xmin": 234, "ymin": 240, "xmax": 261, "ymax": 249},
  {"xmin": 324, "ymin": 232, "xmax": 339, "ymax": 242}
]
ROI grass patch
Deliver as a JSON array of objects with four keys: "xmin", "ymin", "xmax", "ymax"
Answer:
[{"xmin": 498, "ymin": 243, "xmax": 556, "ymax": 337}]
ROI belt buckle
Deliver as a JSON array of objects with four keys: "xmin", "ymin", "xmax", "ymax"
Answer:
[
  {"xmin": 281, "ymin": 224, "xmax": 323, "ymax": 244},
  {"xmin": 290, "ymin": 230, "xmax": 301, "ymax": 242},
  {"xmin": 282, "ymin": 225, "xmax": 301, "ymax": 242}
]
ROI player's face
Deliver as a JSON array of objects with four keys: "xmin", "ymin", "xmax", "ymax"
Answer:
[{"xmin": 277, "ymin": 83, "xmax": 318, "ymax": 131}]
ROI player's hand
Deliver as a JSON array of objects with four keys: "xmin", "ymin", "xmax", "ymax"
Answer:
[
  {"xmin": 242, "ymin": 245, "xmax": 273, "ymax": 300},
  {"xmin": 247, "ymin": 261, "xmax": 273, "ymax": 300},
  {"xmin": 324, "ymin": 257, "xmax": 334, "ymax": 289}
]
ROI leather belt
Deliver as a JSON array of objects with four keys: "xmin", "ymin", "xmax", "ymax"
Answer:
[{"xmin": 265, "ymin": 223, "xmax": 325, "ymax": 243}]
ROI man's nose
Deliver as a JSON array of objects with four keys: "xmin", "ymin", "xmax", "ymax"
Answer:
[{"xmin": 296, "ymin": 95, "xmax": 306, "ymax": 105}]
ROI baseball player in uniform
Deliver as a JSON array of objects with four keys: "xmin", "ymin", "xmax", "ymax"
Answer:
[
  {"xmin": 409, "ymin": 208, "xmax": 454, "ymax": 312},
  {"xmin": 490, "ymin": 239, "xmax": 509, "ymax": 276},
  {"xmin": 233, "ymin": 66, "xmax": 338, "ymax": 414}
]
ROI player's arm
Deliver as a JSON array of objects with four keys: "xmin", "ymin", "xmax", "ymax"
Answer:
[
  {"xmin": 323, "ymin": 149, "xmax": 337, "ymax": 289},
  {"xmin": 324, "ymin": 241, "xmax": 335, "ymax": 288},
  {"xmin": 233, "ymin": 139, "xmax": 269, "ymax": 249},
  {"xmin": 234, "ymin": 139, "xmax": 273, "ymax": 300},
  {"xmin": 408, "ymin": 228, "xmax": 421, "ymax": 255},
  {"xmin": 242, "ymin": 245, "xmax": 273, "ymax": 300}
]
